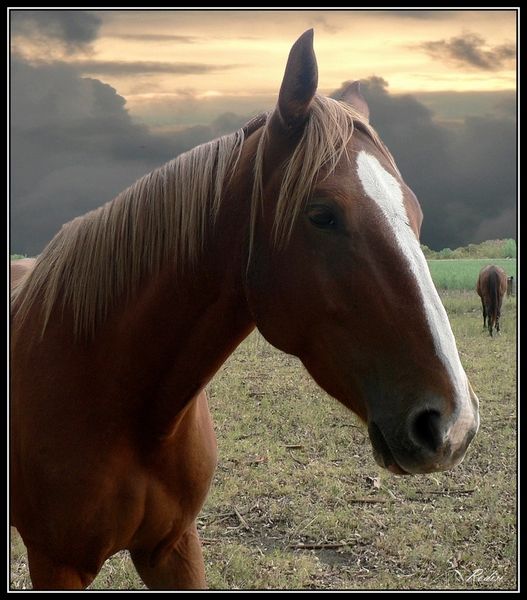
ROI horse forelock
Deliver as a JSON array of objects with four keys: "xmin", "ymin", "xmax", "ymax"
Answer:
[{"xmin": 250, "ymin": 95, "xmax": 399, "ymax": 253}]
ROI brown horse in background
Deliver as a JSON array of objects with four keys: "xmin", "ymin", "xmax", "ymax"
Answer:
[
  {"xmin": 476, "ymin": 265, "xmax": 508, "ymax": 336},
  {"xmin": 10, "ymin": 31, "xmax": 479, "ymax": 590}
]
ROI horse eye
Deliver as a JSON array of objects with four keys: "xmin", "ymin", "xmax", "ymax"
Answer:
[{"xmin": 307, "ymin": 206, "xmax": 338, "ymax": 230}]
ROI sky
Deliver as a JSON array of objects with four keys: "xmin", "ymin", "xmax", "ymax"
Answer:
[{"xmin": 10, "ymin": 9, "xmax": 517, "ymax": 254}]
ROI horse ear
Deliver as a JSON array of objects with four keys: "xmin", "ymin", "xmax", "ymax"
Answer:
[
  {"xmin": 276, "ymin": 29, "xmax": 318, "ymax": 130},
  {"xmin": 336, "ymin": 81, "xmax": 370, "ymax": 120}
]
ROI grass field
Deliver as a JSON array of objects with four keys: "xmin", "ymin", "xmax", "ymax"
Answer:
[
  {"xmin": 9, "ymin": 291, "xmax": 517, "ymax": 590},
  {"xmin": 427, "ymin": 259, "xmax": 516, "ymax": 290}
]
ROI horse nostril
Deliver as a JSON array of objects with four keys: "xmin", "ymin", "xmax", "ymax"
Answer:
[{"xmin": 410, "ymin": 409, "xmax": 443, "ymax": 453}]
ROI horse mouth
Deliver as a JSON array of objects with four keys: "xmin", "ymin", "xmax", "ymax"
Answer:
[{"xmin": 368, "ymin": 421, "xmax": 410, "ymax": 475}]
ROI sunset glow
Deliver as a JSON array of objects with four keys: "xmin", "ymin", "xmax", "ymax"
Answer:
[{"xmin": 12, "ymin": 9, "xmax": 516, "ymax": 126}]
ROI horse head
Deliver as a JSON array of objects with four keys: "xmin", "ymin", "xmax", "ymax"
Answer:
[{"xmin": 245, "ymin": 30, "xmax": 479, "ymax": 475}]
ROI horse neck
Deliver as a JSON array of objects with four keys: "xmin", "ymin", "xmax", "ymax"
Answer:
[{"xmin": 96, "ymin": 150, "xmax": 257, "ymax": 432}]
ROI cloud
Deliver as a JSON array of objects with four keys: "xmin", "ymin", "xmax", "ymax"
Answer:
[
  {"xmin": 411, "ymin": 90, "xmax": 516, "ymax": 122},
  {"xmin": 379, "ymin": 10, "xmax": 456, "ymax": 19},
  {"xmin": 471, "ymin": 207, "xmax": 516, "ymax": 242},
  {"xmin": 10, "ymin": 57, "xmax": 254, "ymax": 255},
  {"xmin": 10, "ymin": 10, "xmax": 101, "ymax": 52},
  {"xmin": 107, "ymin": 32, "xmax": 262, "ymax": 44},
  {"xmin": 35, "ymin": 59, "xmax": 243, "ymax": 76},
  {"xmin": 109, "ymin": 33, "xmax": 199, "ymax": 43},
  {"xmin": 418, "ymin": 32, "xmax": 515, "ymax": 70},
  {"xmin": 492, "ymin": 94, "xmax": 516, "ymax": 119},
  {"xmin": 10, "ymin": 56, "xmax": 516, "ymax": 255},
  {"xmin": 332, "ymin": 78, "xmax": 516, "ymax": 249},
  {"xmin": 311, "ymin": 15, "xmax": 341, "ymax": 34}
]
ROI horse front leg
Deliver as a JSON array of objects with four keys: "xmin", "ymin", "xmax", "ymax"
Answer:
[
  {"xmin": 131, "ymin": 523, "xmax": 206, "ymax": 590},
  {"xmin": 26, "ymin": 545, "xmax": 96, "ymax": 590}
]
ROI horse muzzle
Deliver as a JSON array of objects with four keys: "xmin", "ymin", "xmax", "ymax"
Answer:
[{"xmin": 367, "ymin": 387, "xmax": 479, "ymax": 475}]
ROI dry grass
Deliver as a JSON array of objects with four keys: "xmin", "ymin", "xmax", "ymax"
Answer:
[{"xmin": 10, "ymin": 291, "xmax": 517, "ymax": 590}]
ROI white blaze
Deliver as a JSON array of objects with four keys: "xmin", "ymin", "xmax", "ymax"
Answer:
[{"xmin": 356, "ymin": 151, "xmax": 476, "ymax": 444}]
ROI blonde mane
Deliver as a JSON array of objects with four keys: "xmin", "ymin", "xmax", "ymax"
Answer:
[
  {"xmin": 12, "ymin": 95, "xmax": 397, "ymax": 341},
  {"xmin": 11, "ymin": 131, "xmax": 245, "ymax": 339}
]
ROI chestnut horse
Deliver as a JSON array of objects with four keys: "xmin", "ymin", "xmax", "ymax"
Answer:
[
  {"xmin": 476, "ymin": 265, "xmax": 508, "ymax": 336},
  {"xmin": 10, "ymin": 30, "xmax": 479, "ymax": 590}
]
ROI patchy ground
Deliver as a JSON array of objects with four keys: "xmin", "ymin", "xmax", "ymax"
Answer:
[{"xmin": 10, "ymin": 291, "xmax": 517, "ymax": 590}]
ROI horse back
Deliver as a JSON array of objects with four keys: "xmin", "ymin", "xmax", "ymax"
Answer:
[
  {"xmin": 10, "ymin": 258, "xmax": 37, "ymax": 291},
  {"xmin": 477, "ymin": 265, "xmax": 507, "ymax": 302}
]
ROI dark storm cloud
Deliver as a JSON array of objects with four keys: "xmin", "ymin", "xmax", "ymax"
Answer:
[
  {"xmin": 11, "ymin": 10, "xmax": 102, "ymax": 52},
  {"xmin": 45, "ymin": 59, "xmax": 242, "ymax": 76},
  {"xmin": 418, "ymin": 33, "xmax": 515, "ymax": 70},
  {"xmin": 332, "ymin": 78, "xmax": 516, "ymax": 249},
  {"xmin": 492, "ymin": 94, "xmax": 516, "ymax": 118},
  {"xmin": 10, "ymin": 57, "xmax": 516, "ymax": 255},
  {"xmin": 412, "ymin": 90, "xmax": 516, "ymax": 121},
  {"xmin": 10, "ymin": 58, "xmax": 252, "ymax": 255}
]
